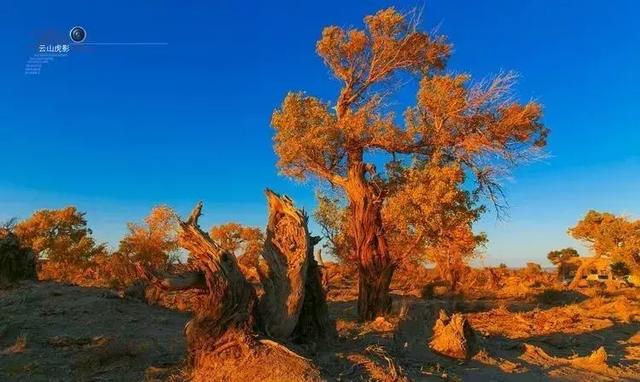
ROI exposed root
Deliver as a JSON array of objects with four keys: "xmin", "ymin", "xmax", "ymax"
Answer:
[
  {"xmin": 258, "ymin": 339, "xmax": 311, "ymax": 361},
  {"xmin": 345, "ymin": 345, "xmax": 409, "ymax": 382}
]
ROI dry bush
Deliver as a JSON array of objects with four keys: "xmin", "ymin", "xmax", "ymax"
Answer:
[
  {"xmin": 89, "ymin": 253, "xmax": 140, "ymax": 289},
  {"xmin": 0, "ymin": 228, "xmax": 37, "ymax": 286},
  {"xmin": 117, "ymin": 205, "xmax": 180, "ymax": 271},
  {"xmin": 38, "ymin": 260, "xmax": 89, "ymax": 284},
  {"xmin": 456, "ymin": 266, "xmax": 560, "ymax": 300},
  {"xmin": 38, "ymin": 252, "xmax": 145, "ymax": 291},
  {"xmin": 392, "ymin": 265, "xmax": 437, "ymax": 297}
]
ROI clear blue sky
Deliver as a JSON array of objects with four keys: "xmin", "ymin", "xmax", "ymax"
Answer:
[{"xmin": 2, "ymin": 1, "xmax": 638, "ymax": 266}]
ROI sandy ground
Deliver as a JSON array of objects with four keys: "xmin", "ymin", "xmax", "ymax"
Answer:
[
  {"xmin": 0, "ymin": 281, "xmax": 189, "ymax": 382},
  {"xmin": 1, "ymin": 281, "xmax": 639, "ymax": 381}
]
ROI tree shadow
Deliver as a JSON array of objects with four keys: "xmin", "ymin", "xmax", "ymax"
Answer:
[{"xmin": 533, "ymin": 288, "xmax": 588, "ymax": 308}]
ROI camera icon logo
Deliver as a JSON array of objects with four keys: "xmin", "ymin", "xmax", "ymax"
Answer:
[{"xmin": 69, "ymin": 26, "xmax": 86, "ymax": 43}]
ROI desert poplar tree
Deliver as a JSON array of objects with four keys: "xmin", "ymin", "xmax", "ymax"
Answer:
[{"xmin": 272, "ymin": 8, "xmax": 547, "ymax": 320}]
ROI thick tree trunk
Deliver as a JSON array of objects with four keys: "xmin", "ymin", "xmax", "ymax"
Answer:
[{"xmin": 346, "ymin": 162, "xmax": 395, "ymax": 321}]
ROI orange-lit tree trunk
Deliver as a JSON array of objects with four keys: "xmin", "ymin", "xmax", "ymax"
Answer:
[
  {"xmin": 272, "ymin": 7, "xmax": 547, "ymax": 323},
  {"xmin": 345, "ymin": 161, "xmax": 395, "ymax": 321},
  {"xmin": 138, "ymin": 192, "xmax": 333, "ymax": 360}
]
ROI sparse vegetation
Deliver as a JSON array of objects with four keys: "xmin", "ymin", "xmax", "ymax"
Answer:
[
  {"xmin": 117, "ymin": 206, "xmax": 180, "ymax": 271},
  {"xmin": 1, "ymin": 6, "xmax": 638, "ymax": 382}
]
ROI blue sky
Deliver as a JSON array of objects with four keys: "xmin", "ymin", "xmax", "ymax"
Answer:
[{"xmin": 1, "ymin": 1, "xmax": 638, "ymax": 266}]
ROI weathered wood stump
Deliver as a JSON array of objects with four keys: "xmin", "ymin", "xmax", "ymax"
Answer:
[
  {"xmin": 429, "ymin": 309, "xmax": 475, "ymax": 359},
  {"xmin": 137, "ymin": 190, "xmax": 332, "ymax": 380},
  {"xmin": 257, "ymin": 190, "xmax": 335, "ymax": 341},
  {"xmin": 257, "ymin": 191, "xmax": 312, "ymax": 339}
]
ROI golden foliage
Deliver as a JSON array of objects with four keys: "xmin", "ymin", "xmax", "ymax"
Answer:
[
  {"xmin": 209, "ymin": 222, "xmax": 263, "ymax": 268},
  {"xmin": 312, "ymin": 192, "xmax": 351, "ymax": 263},
  {"xmin": 14, "ymin": 207, "xmax": 106, "ymax": 282},
  {"xmin": 569, "ymin": 210, "xmax": 640, "ymax": 273},
  {"xmin": 273, "ymin": 7, "xmax": 546, "ymax": 196},
  {"xmin": 272, "ymin": 8, "xmax": 548, "ymax": 307},
  {"xmin": 316, "ymin": 8, "xmax": 449, "ymax": 91},
  {"xmin": 117, "ymin": 205, "xmax": 179, "ymax": 270},
  {"xmin": 384, "ymin": 161, "xmax": 486, "ymax": 280}
]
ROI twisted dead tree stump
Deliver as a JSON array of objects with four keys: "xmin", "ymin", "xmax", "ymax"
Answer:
[
  {"xmin": 257, "ymin": 191, "xmax": 311, "ymax": 339},
  {"xmin": 257, "ymin": 190, "xmax": 335, "ymax": 341},
  {"xmin": 429, "ymin": 310, "xmax": 476, "ymax": 360},
  {"xmin": 137, "ymin": 201, "xmax": 257, "ymax": 368},
  {"xmin": 137, "ymin": 190, "xmax": 330, "ymax": 381},
  {"xmin": 178, "ymin": 201, "xmax": 258, "ymax": 365}
]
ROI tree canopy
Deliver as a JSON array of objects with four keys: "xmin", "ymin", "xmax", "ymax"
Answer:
[
  {"xmin": 569, "ymin": 210, "xmax": 640, "ymax": 273},
  {"xmin": 14, "ymin": 206, "xmax": 106, "ymax": 266},
  {"xmin": 209, "ymin": 223, "xmax": 264, "ymax": 268},
  {"xmin": 273, "ymin": 8, "xmax": 548, "ymax": 319},
  {"xmin": 547, "ymin": 247, "xmax": 579, "ymax": 265},
  {"xmin": 272, "ymin": 8, "xmax": 546, "ymax": 206},
  {"xmin": 117, "ymin": 205, "xmax": 180, "ymax": 269}
]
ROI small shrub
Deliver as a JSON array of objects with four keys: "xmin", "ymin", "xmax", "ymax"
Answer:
[{"xmin": 0, "ymin": 229, "xmax": 37, "ymax": 285}]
